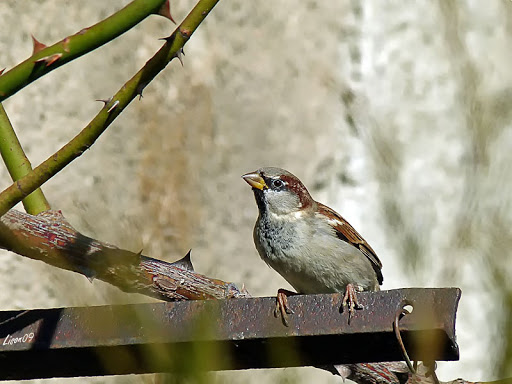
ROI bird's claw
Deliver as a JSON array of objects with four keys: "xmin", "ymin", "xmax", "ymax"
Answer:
[
  {"xmin": 342, "ymin": 283, "xmax": 364, "ymax": 324},
  {"xmin": 274, "ymin": 289, "xmax": 295, "ymax": 327}
]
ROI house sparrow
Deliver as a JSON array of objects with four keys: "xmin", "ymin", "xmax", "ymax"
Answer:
[{"xmin": 242, "ymin": 167, "xmax": 383, "ymax": 325}]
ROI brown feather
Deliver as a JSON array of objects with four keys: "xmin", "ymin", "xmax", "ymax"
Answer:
[{"xmin": 317, "ymin": 203, "xmax": 383, "ymax": 284}]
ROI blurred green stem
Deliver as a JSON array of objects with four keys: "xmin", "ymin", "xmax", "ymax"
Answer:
[
  {"xmin": 0, "ymin": 0, "xmax": 168, "ymax": 101},
  {"xmin": 0, "ymin": 0, "xmax": 220, "ymax": 217},
  {"xmin": 0, "ymin": 104, "xmax": 50, "ymax": 214}
]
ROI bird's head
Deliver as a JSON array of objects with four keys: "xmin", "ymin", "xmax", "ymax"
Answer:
[{"xmin": 242, "ymin": 167, "xmax": 314, "ymax": 216}]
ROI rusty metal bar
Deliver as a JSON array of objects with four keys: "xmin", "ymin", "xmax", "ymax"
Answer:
[{"xmin": 0, "ymin": 288, "xmax": 460, "ymax": 380}]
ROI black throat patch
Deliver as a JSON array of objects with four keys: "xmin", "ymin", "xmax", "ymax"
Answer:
[{"xmin": 252, "ymin": 188, "xmax": 267, "ymax": 214}]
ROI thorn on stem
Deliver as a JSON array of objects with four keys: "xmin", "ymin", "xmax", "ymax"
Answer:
[
  {"xmin": 0, "ymin": 68, "xmax": 5, "ymax": 76},
  {"xmin": 82, "ymin": 268, "xmax": 96, "ymax": 283},
  {"xmin": 172, "ymin": 249, "xmax": 194, "ymax": 271},
  {"xmin": 136, "ymin": 82, "xmax": 147, "ymax": 100},
  {"xmin": 34, "ymin": 53, "xmax": 62, "ymax": 67},
  {"xmin": 95, "ymin": 97, "xmax": 112, "ymax": 106},
  {"xmin": 175, "ymin": 48, "xmax": 185, "ymax": 66},
  {"xmin": 62, "ymin": 36, "xmax": 71, "ymax": 53},
  {"xmin": 157, "ymin": 0, "xmax": 176, "ymax": 24},
  {"xmin": 31, "ymin": 35, "xmax": 47, "ymax": 55},
  {"xmin": 107, "ymin": 100, "xmax": 119, "ymax": 113}
]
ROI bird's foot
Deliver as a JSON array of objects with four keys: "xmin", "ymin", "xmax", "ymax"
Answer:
[
  {"xmin": 274, "ymin": 288, "xmax": 296, "ymax": 326},
  {"xmin": 342, "ymin": 283, "xmax": 364, "ymax": 324}
]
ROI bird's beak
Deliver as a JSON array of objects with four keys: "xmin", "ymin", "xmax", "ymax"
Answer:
[{"xmin": 242, "ymin": 172, "xmax": 267, "ymax": 190}]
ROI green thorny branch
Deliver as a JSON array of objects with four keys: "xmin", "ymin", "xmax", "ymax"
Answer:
[
  {"xmin": 0, "ymin": 0, "xmax": 171, "ymax": 101},
  {"xmin": 0, "ymin": 104, "xmax": 50, "ymax": 214},
  {"xmin": 0, "ymin": 0, "xmax": 171, "ymax": 214},
  {"xmin": 0, "ymin": 0, "xmax": 220, "ymax": 217}
]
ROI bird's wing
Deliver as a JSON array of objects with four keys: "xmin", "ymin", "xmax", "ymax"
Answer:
[{"xmin": 317, "ymin": 203, "xmax": 383, "ymax": 285}]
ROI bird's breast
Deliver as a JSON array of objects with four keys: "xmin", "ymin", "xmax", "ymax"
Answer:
[
  {"xmin": 253, "ymin": 213, "xmax": 379, "ymax": 294},
  {"xmin": 254, "ymin": 214, "xmax": 298, "ymax": 259}
]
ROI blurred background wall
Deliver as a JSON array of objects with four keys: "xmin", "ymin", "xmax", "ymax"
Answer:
[{"xmin": 1, "ymin": 1, "xmax": 511, "ymax": 383}]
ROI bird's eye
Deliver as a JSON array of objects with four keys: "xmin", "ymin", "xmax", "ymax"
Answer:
[{"xmin": 272, "ymin": 179, "xmax": 284, "ymax": 189}]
